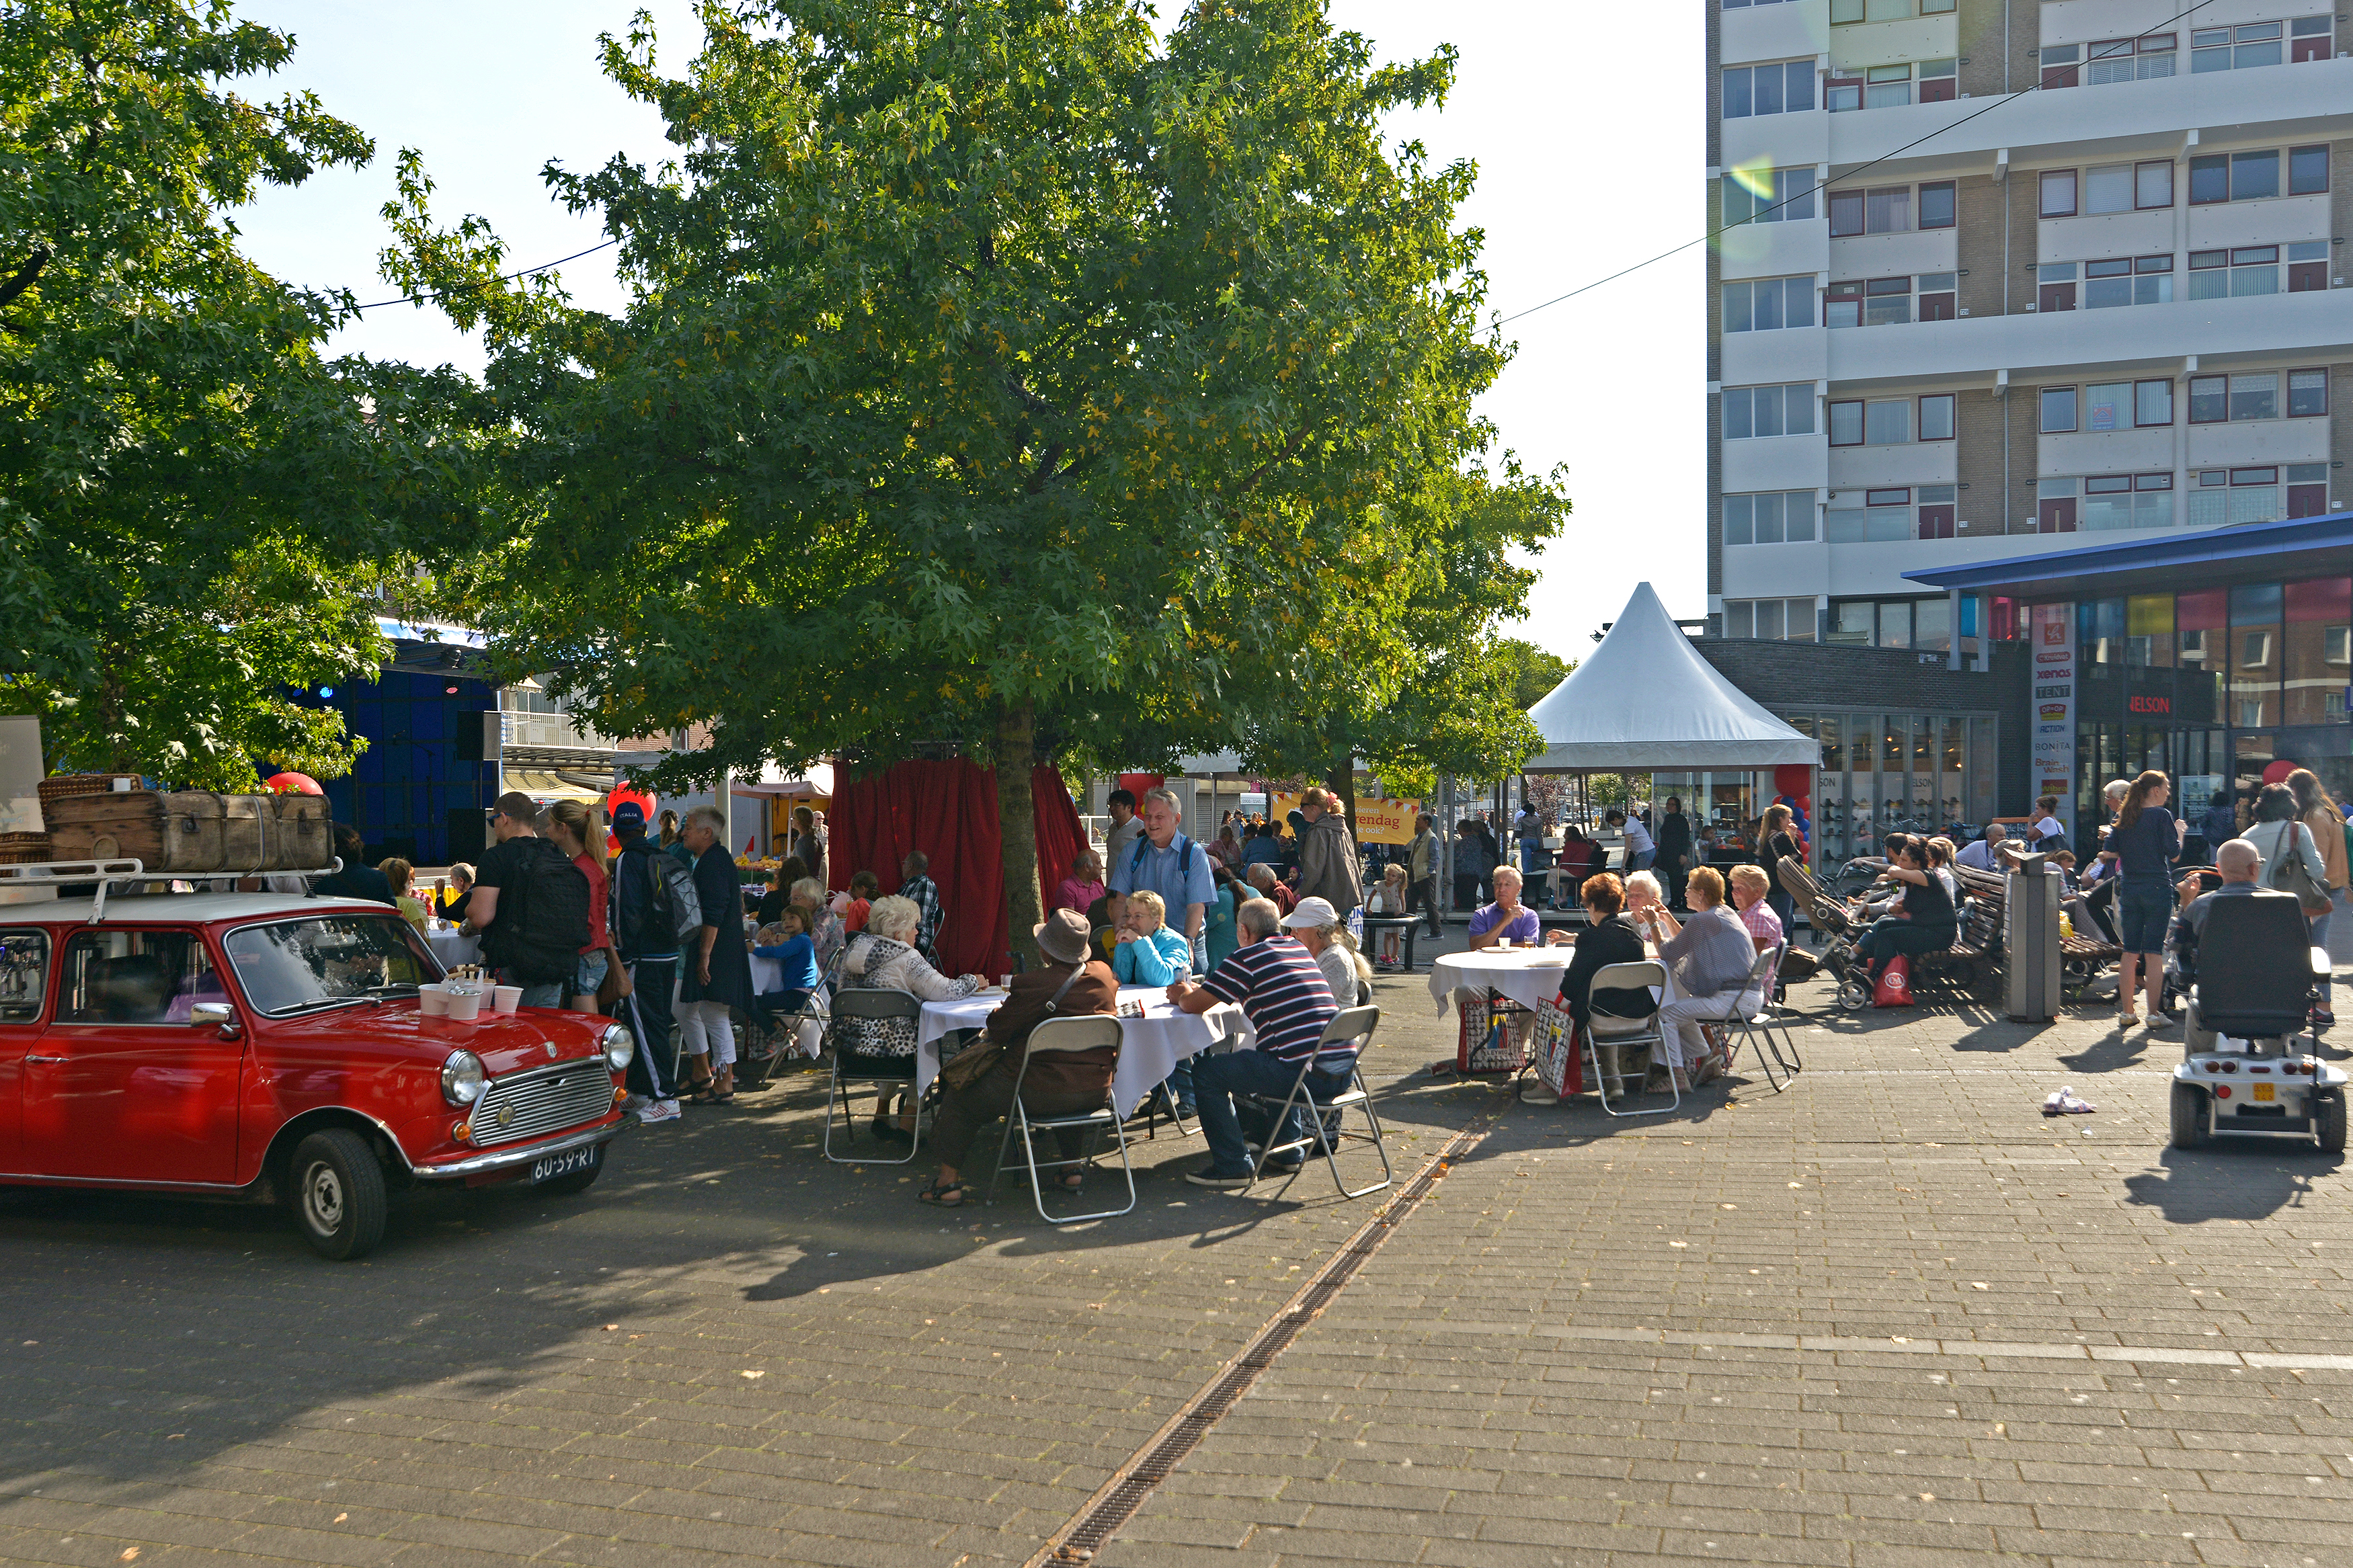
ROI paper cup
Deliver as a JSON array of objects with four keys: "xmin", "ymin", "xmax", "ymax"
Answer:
[
  {"xmin": 1497, "ymin": 937, "xmax": 1512, "ymax": 951},
  {"xmin": 417, "ymin": 985, "xmax": 449, "ymax": 1016},
  {"xmin": 493, "ymin": 985, "xmax": 522, "ymax": 1015},
  {"xmin": 444, "ymin": 989, "xmax": 481, "ymax": 1021}
]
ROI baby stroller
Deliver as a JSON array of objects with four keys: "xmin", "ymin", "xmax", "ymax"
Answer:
[
  {"xmin": 1774, "ymin": 857, "xmax": 1855, "ymax": 987},
  {"xmin": 2169, "ymin": 893, "xmax": 2345, "ymax": 1151}
]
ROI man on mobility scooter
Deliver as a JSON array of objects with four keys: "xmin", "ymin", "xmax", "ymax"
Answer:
[{"xmin": 2168, "ymin": 838, "xmax": 2345, "ymax": 1151}]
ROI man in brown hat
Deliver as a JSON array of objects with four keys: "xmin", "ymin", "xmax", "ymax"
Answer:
[{"xmin": 918, "ymin": 909, "xmax": 1119, "ymax": 1208}]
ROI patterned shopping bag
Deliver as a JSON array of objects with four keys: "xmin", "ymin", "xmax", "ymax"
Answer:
[{"xmin": 1533, "ymin": 999, "xmax": 1581, "ymax": 1097}]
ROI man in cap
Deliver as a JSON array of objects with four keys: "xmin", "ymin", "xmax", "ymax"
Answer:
[
  {"xmin": 609, "ymin": 800, "xmax": 683, "ymax": 1121},
  {"xmin": 918, "ymin": 909, "xmax": 1120, "ymax": 1207}
]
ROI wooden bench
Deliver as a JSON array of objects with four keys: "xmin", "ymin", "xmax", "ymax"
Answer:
[
  {"xmin": 1925, "ymin": 866, "xmax": 2005, "ymax": 995},
  {"xmin": 1949, "ymin": 863, "xmax": 2120, "ymax": 1000}
]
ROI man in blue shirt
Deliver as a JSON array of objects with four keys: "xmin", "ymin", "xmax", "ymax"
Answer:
[{"xmin": 1109, "ymin": 788, "xmax": 1217, "ymax": 974}]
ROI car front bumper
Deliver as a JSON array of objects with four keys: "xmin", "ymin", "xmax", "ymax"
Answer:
[{"xmin": 407, "ymin": 1116, "xmax": 630, "ymax": 1182}]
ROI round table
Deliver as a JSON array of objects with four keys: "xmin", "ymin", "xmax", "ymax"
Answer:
[
  {"xmin": 1426, "ymin": 948, "xmax": 1574, "ymax": 1015},
  {"xmin": 426, "ymin": 925, "xmax": 481, "ymax": 973},
  {"xmin": 915, "ymin": 985, "xmax": 1252, "ymax": 1116}
]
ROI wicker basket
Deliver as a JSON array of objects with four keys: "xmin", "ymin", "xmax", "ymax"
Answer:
[
  {"xmin": 0, "ymin": 831, "xmax": 51, "ymax": 865},
  {"xmin": 37, "ymin": 774, "xmax": 141, "ymax": 808}
]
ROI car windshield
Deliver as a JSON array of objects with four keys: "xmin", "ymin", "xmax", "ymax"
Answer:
[{"xmin": 224, "ymin": 915, "xmax": 439, "ymax": 1016}]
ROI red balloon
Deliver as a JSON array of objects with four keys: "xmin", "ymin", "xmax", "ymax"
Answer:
[
  {"xmin": 604, "ymin": 784, "xmax": 656, "ymax": 854},
  {"xmin": 1772, "ymin": 763, "xmax": 1812, "ymax": 798},
  {"xmin": 264, "ymin": 772, "xmax": 323, "ymax": 796},
  {"xmin": 2263, "ymin": 759, "xmax": 2297, "ymax": 786}
]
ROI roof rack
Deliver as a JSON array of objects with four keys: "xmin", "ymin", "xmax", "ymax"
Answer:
[{"xmin": 0, "ymin": 858, "xmax": 344, "ymax": 923}]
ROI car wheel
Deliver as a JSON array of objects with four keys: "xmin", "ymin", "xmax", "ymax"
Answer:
[
  {"xmin": 539, "ymin": 1147, "xmax": 604, "ymax": 1197},
  {"xmin": 2169, "ymin": 1082, "xmax": 2209, "ymax": 1151},
  {"xmin": 2317, "ymin": 1089, "xmax": 2346, "ymax": 1154},
  {"xmin": 288, "ymin": 1129, "xmax": 389, "ymax": 1260}
]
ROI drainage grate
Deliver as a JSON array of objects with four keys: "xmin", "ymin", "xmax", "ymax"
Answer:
[{"xmin": 1029, "ymin": 1087, "xmax": 1517, "ymax": 1566}]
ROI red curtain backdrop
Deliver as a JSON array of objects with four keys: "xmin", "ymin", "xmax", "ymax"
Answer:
[
  {"xmin": 1031, "ymin": 764, "xmax": 1084, "ymax": 914},
  {"xmin": 829, "ymin": 759, "xmax": 1089, "ymax": 975},
  {"xmin": 828, "ymin": 759, "xmax": 1008, "ymax": 977}
]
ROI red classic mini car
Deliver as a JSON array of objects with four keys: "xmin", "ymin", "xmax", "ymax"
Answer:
[{"xmin": 0, "ymin": 889, "xmax": 633, "ymax": 1259}]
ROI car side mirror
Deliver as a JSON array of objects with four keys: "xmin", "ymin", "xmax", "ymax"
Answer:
[{"xmin": 192, "ymin": 1001, "xmax": 241, "ymax": 1036}]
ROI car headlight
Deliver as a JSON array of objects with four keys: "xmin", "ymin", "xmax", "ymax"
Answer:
[
  {"xmin": 601, "ymin": 1023, "xmax": 636, "ymax": 1072},
  {"xmin": 440, "ymin": 1049, "xmax": 487, "ymax": 1106}
]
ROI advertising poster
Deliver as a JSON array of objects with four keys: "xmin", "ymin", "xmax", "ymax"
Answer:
[
  {"xmin": 1268, "ymin": 792, "xmax": 1423, "ymax": 845},
  {"xmin": 2030, "ymin": 604, "xmax": 2076, "ymax": 841}
]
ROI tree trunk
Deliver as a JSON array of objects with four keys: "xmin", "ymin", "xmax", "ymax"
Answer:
[
  {"xmin": 1324, "ymin": 757, "xmax": 1356, "ymax": 826},
  {"xmin": 996, "ymin": 700, "xmax": 1043, "ymax": 971}
]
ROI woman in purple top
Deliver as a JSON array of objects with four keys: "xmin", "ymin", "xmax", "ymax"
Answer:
[{"xmin": 1468, "ymin": 866, "xmax": 1542, "ymax": 949}]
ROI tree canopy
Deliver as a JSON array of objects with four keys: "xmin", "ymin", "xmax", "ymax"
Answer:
[
  {"xmin": 0, "ymin": 0, "xmax": 484, "ymax": 785},
  {"xmin": 390, "ymin": 0, "xmax": 1567, "ymax": 952}
]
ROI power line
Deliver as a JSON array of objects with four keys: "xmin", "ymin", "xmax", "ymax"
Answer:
[
  {"xmin": 1490, "ymin": 0, "xmax": 2217, "ymax": 329},
  {"xmin": 352, "ymin": 237, "xmax": 619, "ymax": 311}
]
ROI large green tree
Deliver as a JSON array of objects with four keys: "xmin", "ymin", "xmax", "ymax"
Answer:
[
  {"xmin": 0, "ymin": 0, "xmax": 483, "ymax": 786},
  {"xmin": 395, "ymin": 0, "xmax": 1564, "ymax": 957}
]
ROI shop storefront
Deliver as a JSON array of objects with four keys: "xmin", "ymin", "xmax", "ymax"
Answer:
[{"xmin": 1906, "ymin": 513, "xmax": 2353, "ymax": 856}]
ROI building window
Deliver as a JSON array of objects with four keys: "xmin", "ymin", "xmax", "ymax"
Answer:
[
  {"xmin": 2135, "ymin": 379, "xmax": 2173, "ymax": 427},
  {"xmin": 2288, "ymin": 369, "xmax": 2328, "ymax": 418},
  {"xmin": 2290, "ymin": 241, "xmax": 2330, "ymax": 292},
  {"xmin": 2190, "ymin": 466, "xmax": 2286, "ymax": 528},
  {"xmin": 1723, "ymin": 382, "xmax": 1817, "ymax": 439},
  {"xmin": 1722, "ymin": 0, "xmax": 1802, "ymax": 8},
  {"xmin": 1825, "ymin": 492, "xmax": 1922, "ymax": 543},
  {"xmin": 1723, "ymin": 60, "xmax": 1816, "ymax": 119},
  {"xmin": 2192, "ymin": 21, "xmax": 2293, "ymax": 73},
  {"xmin": 2039, "ymin": 169, "xmax": 2077, "ymax": 217},
  {"xmin": 2188, "ymin": 372, "xmax": 2281, "ymax": 423},
  {"xmin": 1829, "ymin": 185, "xmax": 1935, "ymax": 235},
  {"xmin": 2187, "ymin": 247, "xmax": 2278, "ymax": 299},
  {"xmin": 2290, "ymin": 144, "xmax": 2330, "ymax": 195},
  {"xmin": 2083, "ymin": 163, "xmax": 2135, "ymax": 214},
  {"xmin": 1825, "ymin": 597, "xmax": 1943, "ymax": 647},
  {"xmin": 1722, "ymin": 597, "xmax": 1819, "ymax": 641},
  {"xmin": 1825, "ymin": 59, "xmax": 1959, "ymax": 111},
  {"xmin": 2040, "ymin": 386, "xmax": 2077, "ymax": 434},
  {"xmin": 1831, "ymin": 0, "xmax": 1956, "ymax": 21},
  {"xmin": 2288, "ymin": 463, "xmax": 2331, "ymax": 517},
  {"xmin": 2044, "ymin": 34, "xmax": 2178, "ymax": 87},
  {"xmin": 2036, "ymin": 263, "xmax": 2076, "ymax": 313},
  {"xmin": 1829, "ymin": 400, "xmax": 1862, "ymax": 446},
  {"xmin": 2079, "ymin": 472, "xmax": 2175, "ymax": 531},
  {"xmin": 1722, "ymin": 276, "xmax": 1816, "ymax": 332},
  {"xmin": 1724, "ymin": 490, "xmax": 1819, "ymax": 545},
  {"xmin": 1918, "ymin": 181, "xmax": 1956, "ymax": 229},
  {"xmin": 2291, "ymin": 15, "xmax": 2337, "ymax": 60},
  {"xmin": 1918, "ymin": 483, "xmax": 1957, "ymax": 538},
  {"xmin": 2081, "ymin": 254, "xmax": 2173, "ymax": 308},
  {"xmin": 1919, "ymin": 394, "xmax": 1955, "ymax": 441},
  {"xmin": 1825, "ymin": 273, "xmax": 1954, "ymax": 327},
  {"xmin": 2136, "ymin": 160, "xmax": 2173, "ymax": 208},
  {"xmin": 1722, "ymin": 167, "xmax": 1817, "ymax": 225},
  {"xmin": 2189, "ymin": 149, "xmax": 2292, "ymax": 205},
  {"xmin": 1865, "ymin": 400, "xmax": 1913, "ymax": 445}
]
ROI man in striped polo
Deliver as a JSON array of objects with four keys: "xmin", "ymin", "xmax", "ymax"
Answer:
[{"xmin": 1167, "ymin": 897, "xmax": 1344, "ymax": 1189}]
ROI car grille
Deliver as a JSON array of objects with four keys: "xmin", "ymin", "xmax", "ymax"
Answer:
[{"xmin": 474, "ymin": 1061, "xmax": 613, "ymax": 1146}]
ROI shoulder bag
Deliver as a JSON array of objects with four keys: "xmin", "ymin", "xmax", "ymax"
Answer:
[
  {"xmin": 937, "ymin": 964, "xmax": 1088, "ymax": 1095},
  {"xmin": 2256, "ymin": 820, "xmax": 2334, "ymax": 915}
]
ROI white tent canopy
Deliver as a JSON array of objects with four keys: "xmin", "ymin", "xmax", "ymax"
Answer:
[{"xmin": 1524, "ymin": 583, "xmax": 1816, "ymax": 772}]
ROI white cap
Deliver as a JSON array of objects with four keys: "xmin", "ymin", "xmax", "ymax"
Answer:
[{"xmin": 1281, "ymin": 896, "xmax": 1339, "ymax": 929}]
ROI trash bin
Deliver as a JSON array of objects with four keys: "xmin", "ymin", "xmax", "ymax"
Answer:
[{"xmin": 2005, "ymin": 854, "xmax": 2063, "ymax": 1022}]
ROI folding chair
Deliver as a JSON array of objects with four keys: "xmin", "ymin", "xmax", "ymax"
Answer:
[
  {"xmin": 823, "ymin": 987, "xmax": 924, "ymax": 1164},
  {"xmin": 1241, "ymin": 1005, "xmax": 1394, "ymax": 1198},
  {"xmin": 749, "ymin": 950, "xmax": 844, "ymax": 1075},
  {"xmin": 981, "ymin": 1016, "xmax": 1136, "ymax": 1225},
  {"xmin": 1584, "ymin": 960, "xmax": 1675, "ymax": 1117},
  {"xmin": 1723, "ymin": 943, "xmax": 1800, "ymax": 1092}
]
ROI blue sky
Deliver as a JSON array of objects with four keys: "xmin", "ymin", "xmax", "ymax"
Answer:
[{"xmin": 233, "ymin": 2, "xmax": 1704, "ymax": 659}]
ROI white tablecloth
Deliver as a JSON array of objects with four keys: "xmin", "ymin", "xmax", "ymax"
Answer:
[
  {"xmin": 426, "ymin": 927, "xmax": 480, "ymax": 972},
  {"xmin": 914, "ymin": 985, "xmax": 1252, "ymax": 1117},
  {"xmin": 1427, "ymin": 949, "xmax": 1574, "ymax": 1014},
  {"xmin": 1427, "ymin": 944, "xmax": 1681, "ymax": 1015}
]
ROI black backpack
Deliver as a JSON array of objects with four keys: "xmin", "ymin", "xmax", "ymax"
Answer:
[
  {"xmin": 613, "ymin": 842, "xmax": 703, "ymax": 956},
  {"xmin": 488, "ymin": 837, "xmax": 592, "ymax": 985}
]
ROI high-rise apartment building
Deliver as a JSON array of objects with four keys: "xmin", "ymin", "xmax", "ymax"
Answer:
[{"xmin": 1707, "ymin": 0, "xmax": 2352, "ymax": 660}]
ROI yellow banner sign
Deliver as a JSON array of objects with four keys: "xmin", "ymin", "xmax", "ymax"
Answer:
[{"xmin": 1269, "ymin": 794, "xmax": 1423, "ymax": 845}]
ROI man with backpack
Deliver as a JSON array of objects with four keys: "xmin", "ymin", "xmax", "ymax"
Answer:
[
  {"xmin": 610, "ymin": 800, "xmax": 693, "ymax": 1122},
  {"xmin": 463, "ymin": 791, "xmax": 592, "ymax": 1008},
  {"xmin": 1111, "ymin": 787, "xmax": 1218, "ymax": 974}
]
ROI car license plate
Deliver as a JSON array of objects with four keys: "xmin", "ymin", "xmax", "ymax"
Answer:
[
  {"xmin": 530, "ymin": 1146, "xmax": 600, "ymax": 1184},
  {"xmin": 2254, "ymin": 1083, "xmax": 2276, "ymax": 1102}
]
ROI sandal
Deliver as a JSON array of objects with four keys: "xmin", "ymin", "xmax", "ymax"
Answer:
[
  {"xmin": 1058, "ymin": 1170, "xmax": 1086, "ymax": 1192},
  {"xmin": 916, "ymin": 1179, "xmax": 968, "ymax": 1206},
  {"xmin": 688, "ymin": 1085, "xmax": 732, "ymax": 1105}
]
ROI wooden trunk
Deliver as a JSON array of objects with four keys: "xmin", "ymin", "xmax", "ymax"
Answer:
[
  {"xmin": 44, "ymin": 790, "xmax": 169, "ymax": 866},
  {"xmin": 220, "ymin": 796, "xmax": 271, "ymax": 868},
  {"xmin": 270, "ymin": 794, "xmax": 332, "ymax": 870}
]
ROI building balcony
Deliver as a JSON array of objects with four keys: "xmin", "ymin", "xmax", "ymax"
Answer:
[
  {"xmin": 1724, "ymin": 520, "xmax": 2194, "ymax": 601},
  {"xmin": 1821, "ymin": 56, "xmax": 2353, "ymax": 178},
  {"xmin": 1815, "ymin": 288, "xmax": 2353, "ymax": 390},
  {"xmin": 1724, "ymin": 434, "xmax": 1829, "ymax": 494}
]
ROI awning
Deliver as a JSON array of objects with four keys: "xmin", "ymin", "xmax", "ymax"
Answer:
[
  {"xmin": 1524, "ymin": 583, "xmax": 1817, "ymax": 772},
  {"xmin": 1902, "ymin": 509, "xmax": 2353, "ymax": 601},
  {"xmin": 504, "ymin": 769, "xmax": 606, "ymax": 804},
  {"xmin": 730, "ymin": 761, "xmax": 836, "ymax": 799}
]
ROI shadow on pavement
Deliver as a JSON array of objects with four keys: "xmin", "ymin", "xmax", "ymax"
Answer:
[{"xmin": 2122, "ymin": 1143, "xmax": 2342, "ymax": 1221}]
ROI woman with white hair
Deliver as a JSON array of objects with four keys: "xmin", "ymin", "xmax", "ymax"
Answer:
[
  {"xmin": 1281, "ymin": 896, "xmax": 1372, "ymax": 1006},
  {"xmin": 839, "ymin": 893, "xmax": 986, "ymax": 1141}
]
